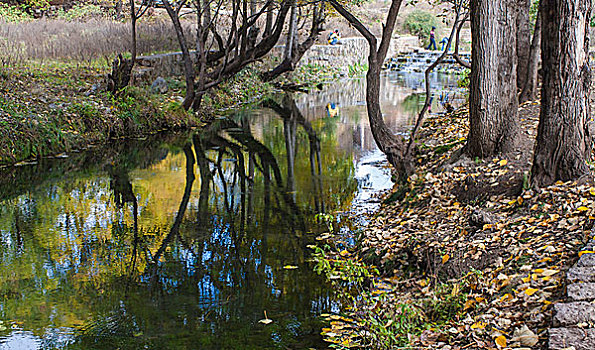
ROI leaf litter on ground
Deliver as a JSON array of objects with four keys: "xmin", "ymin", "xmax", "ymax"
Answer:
[{"xmin": 315, "ymin": 100, "xmax": 595, "ymax": 349}]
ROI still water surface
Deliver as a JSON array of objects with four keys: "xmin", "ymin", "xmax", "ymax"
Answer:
[{"xmin": 0, "ymin": 73, "xmax": 459, "ymax": 349}]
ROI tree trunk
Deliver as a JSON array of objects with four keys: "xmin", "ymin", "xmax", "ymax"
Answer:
[
  {"xmin": 330, "ymin": 0, "xmax": 410, "ymax": 182},
  {"xmin": 284, "ymin": 0, "xmax": 297, "ymax": 60},
  {"xmin": 163, "ymin": 0, "xmax": 195, "ymax": 110},
  {"xmin": 519, "ymin": 7, "xmax": 541, "ymax": 103},
  {"xmin": 107, "ymin": 0, "xmax": 137, "ymax": 93},
  {"xmin": 264, "ymin": 2, "xmax": 273, "ymax": 37},
  {"xmin": 531, "ymin": 0, "xmax": 592, "ymax": 187},
  {"xmin": 516, "ymin": 0, "xmax": 531, "ymax": 89},
  {"xmin": 466, "ymin": 0, "xmax": 519, "ymax": 158},
  {"xmin": 261, "ymin": 5, "xmax": 323, "ymax": 81}
]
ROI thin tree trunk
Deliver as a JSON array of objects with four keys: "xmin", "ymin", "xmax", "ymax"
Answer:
[
  {"xmin": 531, "ymin": 0, "xmax": 592, "ymax": 186},
  {"xmin": 519, "ymin": 7, "xmax": 541, "ymax": 103},
  {"xmin": 261, "ymin": 4, "xmax": 323, "ymax": 81},
  {"xmin": 284, "ymin": 0, "xmax": 297, "ymax": 60},
  {"xmin": 516, "ymin": 0, "xmax": 531, "ymax": 89},
  {"xmin": 330, "ymin": 0, "xmax": 410, "ymax": 181},
  {"xmin": 106, "ymin": 0, "xmax": 137, "ymax": 93},
  {"xmin": 163, "ymin": 0, "xmax": 196, "ymax": 110},
  {"xmin": 264, "ymin": 2, "xmax": 273, "ymax": 37},
  {"xmin": 466, "ymin": 0, "xmax": 519, "ymax": 158}
]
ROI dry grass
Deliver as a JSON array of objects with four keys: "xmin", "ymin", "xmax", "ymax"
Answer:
[{"xmin": 0, "ymin": 18, "xmax": 194, "ymax": 66}]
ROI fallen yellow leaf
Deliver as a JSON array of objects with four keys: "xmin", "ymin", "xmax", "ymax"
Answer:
[
  {"xmin": 541, "ymin": 269, "xmax": 559, "ymax": 276},
  {"xmin": 590, "ymin": 187, "xmax": 595, "ymax": 196},
  {"xmin": 577, "ymin": 206, "xmax": 589, "ymax": 212},
  {"xmin": 495, "ymin": 335, "xmax": 507, "ymax": 347},
  {"xmin": 471, "ymin": 321, "xmax": 487, "ymax": 329},
  {"xmin": 340, "ymin": 250, "xmax": 349, "ymax": 257},
  {"xmin": 499, "ymin": 159, "xmax": 508, "ymax": 166},
  {"xmin": 500, "ymin": 293, "xmax": 513, "ymax": 302},
  {"xmin": 579, "ymin": 250, "xmax": 595, "ymax": 257},
  {"xmin": 525, "ymin": 288, "xmax": 538, "ymax": 296},
  {"xmin": 442, "ymin": 254, "xmax": 450, "ymax": 264}
]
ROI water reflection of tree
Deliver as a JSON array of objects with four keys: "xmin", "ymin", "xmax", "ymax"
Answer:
[
  {"xmin": 263, "ymin": 94, "xmax": 326, "ymax": 213},
  {"xmin": 0, "ymin": 104, "xmax": 345, "ymax": 348}
]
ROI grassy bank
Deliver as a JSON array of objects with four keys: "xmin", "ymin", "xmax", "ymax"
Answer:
[
  {"xmin": 0, "ymin": 57, "xmax": 283, "ymax": 166},
  {"xmin": 0, "ymin": 60, "xmax": 197, "ymax": 166},
  {"xmin": 313, "ymin": 102, "xmax": 592, "ymax": 349}
]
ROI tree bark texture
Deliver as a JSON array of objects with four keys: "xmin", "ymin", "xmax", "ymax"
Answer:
[
  {"xmin": 519, "ymin": 8, "xmax": 541, "ymax": 103},
  {"xmin": 516, "ymin": 0, "xmax": 531, "ymax": 89},
  {"xmin": 467, "ymin": 0, "xmax": 519, "ymax": 158},
  {"xmin": 531, "ymin": 0, "xmax": 592, "ymax": 186}
]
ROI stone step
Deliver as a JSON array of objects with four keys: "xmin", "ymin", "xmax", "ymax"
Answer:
[
  {"xmin": 549, "ymin": 328, "xmax": 595, "ymax": 350},
  {"xmin": 567, "ymin": 266, "xmax": 595, "ymax": 282},
  {"xmin": 577, "ymin": 253, "xmax": 595, "ymax": 267},
  {"xmin": 553, "ymin": 302, "xmax": 595, "ymax": 326},
  {"xmin": 568, "ymin": 283, "xmax": 595, "ymax": 301}
]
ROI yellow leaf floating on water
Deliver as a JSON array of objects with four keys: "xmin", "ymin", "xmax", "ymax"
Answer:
[
  {"xmin": 525, "ymin": 288, "xmax": 538, "ymax": 296},
  {"xmin": 259, "ymin": 311, "xmax": 273, "ymax": 325},
  {"xmin": 499, "ymin": 159, "xmax": 508, "ymax": 166},
  {"xmin": 283, "ymin": 265, "xmax": 298, "ymax": 270},
  {"xmin": 442, "ymin": 254, "xmax": 450, "ymax": 264},
  {"xmin": 579, "ymin": 250, "xmax": 595, "ymax": 257},
  {"xmin": 495, "ymin": 335, "xmax": 507, "ymax": 348}
]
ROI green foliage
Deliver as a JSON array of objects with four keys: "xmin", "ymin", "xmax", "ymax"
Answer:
[
  {"xmin": 0, "ymin": 3, "xmax": 33, "ymax": 22},
  {"xmin": 110, "ymin": 86, "xmax": 151, "ymax": 122},
  {"xmin": 290, "ymin": 63, "xmax": 341, "ymax": 85},
  {"xmin": 403, "ymin": 10, "xmax": 439, "ymax": 41},
  {"xmin": 27, "ymin": 0, "xmax": 49, "ymax": 8},
  {"xmin": 457, "ymin": 68, "xmax": 471, "ymax": 89},
  {"xmin": 56, "ymin": 4, "xmax": 108, "ymax": 21},
  {"xmin": 347, "ymin": 62, "xmax": 368, "ymax": 77}
]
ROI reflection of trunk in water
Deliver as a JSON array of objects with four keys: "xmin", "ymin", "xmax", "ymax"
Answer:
[
  {"xmin": 146, "ymin": 143, "xmax": 196, "ymax": 286},
  {"xmin": 264, "ymin": 95, "xmax": 325, "ymax": 213},
  {"xmin": 108, "ymin": 166, "xmax": 140, "ymax": 287},
  {"xmin": 284, "ymin": 112, "xmax": 298, "ymax": 199},
  {"xmin": 202, "ymin": 118, "xmax": 305, "ymax": 232}
]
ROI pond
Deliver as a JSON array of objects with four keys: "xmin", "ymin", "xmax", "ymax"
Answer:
[{"xmin": 0, "ymin": 72, "xmax": 460, "ymax": 349}]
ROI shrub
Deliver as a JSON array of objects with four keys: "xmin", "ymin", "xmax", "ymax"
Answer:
[
  {"xmin": 55, "ymin": 4, "xmax": 109, "ymax": 21},
  {"xmin": 0, "ymin": 3, "xmax": 33, "ymax": 22},
  {"xmin": 404, "ymin": 10, "xmax": 439, "ymax": 42},
  {"xmin": 457, "ymin": 68, "xmax": 471, "ymax": 89}
]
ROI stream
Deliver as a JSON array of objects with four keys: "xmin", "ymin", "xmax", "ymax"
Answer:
[{"xmin": 0, "ymin": 72, "xmax": 460, "ymax": 349}]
